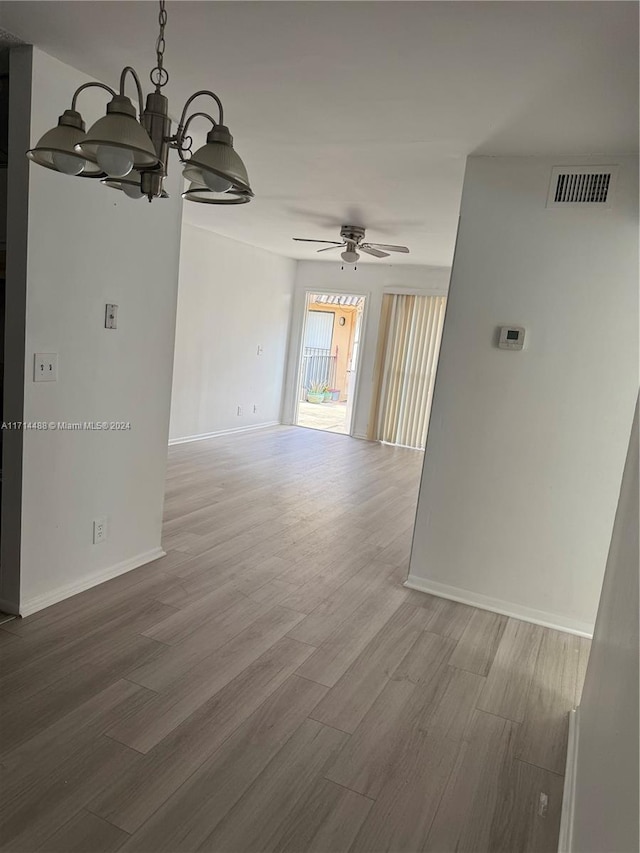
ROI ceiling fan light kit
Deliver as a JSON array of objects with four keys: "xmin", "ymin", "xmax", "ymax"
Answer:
[
  {"xmin": 26, "ymin": 1, "xmax": 253, "ymax": 204},
  {"xmin": 293, "ymin": 224, "xmax": 410, "ymax": 266}
]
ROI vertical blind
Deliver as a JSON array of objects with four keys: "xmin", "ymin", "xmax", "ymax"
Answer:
[{"xmin": 369, "ymin": 293, "xmax": 447, "ymax": 449}]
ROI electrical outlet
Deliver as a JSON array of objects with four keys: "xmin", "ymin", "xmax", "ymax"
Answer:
[
  {"xmin": 93, "ymin": 517, "xmax": 108, "ymax": 544},
  {"xmin": 105, "ymin": 304, "xmax": 118, "ymax": 329},
  {"xmin": 237, "ymin": 405, "xmax": 242, "ymax": 416},
  {"xmin": 33, "ymin": 353, "xmax": 58, "ymax": 382},
  {"xmin": 257, "ymin": 345, "xmax": 263, "ymax": 356},
  {"xmin": 253, "ymin": 404, "xmax": 257, "ymax": 414}
]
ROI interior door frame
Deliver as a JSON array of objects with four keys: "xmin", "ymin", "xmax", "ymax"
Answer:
[{"xmin": 291, "ymin": 289, "xmax": 370, "ymax": 437}]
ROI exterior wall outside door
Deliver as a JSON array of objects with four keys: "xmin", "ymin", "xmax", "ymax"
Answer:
[{"xmin": 307, "ymin": 302, "xmax": 358, "ymax": 401}]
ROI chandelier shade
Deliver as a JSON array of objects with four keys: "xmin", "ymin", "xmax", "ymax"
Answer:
[
  {"xmin": 182, "ymin": 181, "xmax": 253, "ymax": 205},
  {"xmin": 26, "ymin": 110, "xmax": 105, "ymax": 178},
  {"xmin": 75, "ymin": 95, "xmax": 159, "ymax": 174},
  {"xmin": 184, "ymin": 125, "xmax": 251, "ymax": 195}
]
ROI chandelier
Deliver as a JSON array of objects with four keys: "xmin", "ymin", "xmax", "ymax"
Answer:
[{"xmin": 26, "ymin": 1, "xmax": 253, "ymax": 204}]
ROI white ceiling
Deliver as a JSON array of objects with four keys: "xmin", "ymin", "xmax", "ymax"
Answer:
[{"xmin": 1, "ymin": 1, "xmax": 638, "ymax": 266}]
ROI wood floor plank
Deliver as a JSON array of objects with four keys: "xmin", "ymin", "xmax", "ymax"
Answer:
[
  {"xmin": 486, "ymin": 758, "xmax": 564, "ymax": 853},
  {"xmin": 0, "ymin": 598, "xmax": 176, "ymax": 700},
  {"xmin": 154, "ymin": 554, "xmax": 290, "ymax": 609},
  {"xmin": 350, "ymin": 728, "xmax": 459, "ymax": 853},
  {"xmin": 516, "ymin": 628, "xmax": 583, "ymax": 774},
  {"xmin": 0, "ymin": 634, "xmax": 165, "ymax": 756},
  {"xmin": 375, "ymin": 528, "xmax": 414, "ymax": 568},
  {"xmin": 424, "ymin": 710, "xmax": 520, "ymax": 853},
  {"xmin": 35, "ymin": 810, "xmax": 129, "ymax": 853},
  {"xmin": 324, "ymin": 677, "xmax": 416, "ymax": 797},
  {"xmin": 277, "ymin": 550, "xmax": 381, "ymax": 617},
  {"xmin": 141, "ymin": 582, "xmax": 247, "ymax": 645},
  {"xmin": 107, "ymin": 606, "xmax": 305, "ymax": 753},
  {"xmin": 91, "ymin": 637, "xmax": 317, "ymax": 833},
  {"xmin": 477, "ymin": 619, "xmax": 545, "ymax": 722},
  {"xmin": 295, "ymin": 582, "xmax": 408, "ymax": 688},
  {"xmin": 248, "ymin": 578, "xmax": 301, "ymax": 607},
  {"xmin": 448, "ymin": 609, "xmax": 508, "ymax": 675},
  {"xmin": 196, "ymin": 718, "xmax": 347, "ymax": 852},
  {"xmin": 309, "ymin": 603, "xmax": 430, "ymax": 732},
  {"xmin": 285, "ymin": 561, "xmax": 398, "ymax": 645},
  {"xmin": 0, "ymin": 628, "xmax": 19, "ymax": 646},
  {"xmin": 390, "ymin": 630, "xmax": 456, "ymax": 685},
  {"xmin": 126, "ymin": 596, "xmax": 275, "ymax": 692},
  {"xmin": 0, "ymin": 679, "xmax": 154, "ymax": 780},
  {"xmin": 424, "ymin": 597, "xmax": 475, "ymax": 640},
  {"xmin": 417, "ymin": 665, "xmax": 486, "ymax": 742},
  {"xmin": 326, "ymin": 650, "xmax": 483, "ymax": 803},
  {"xmin": 118, "ymin": 675, "xmax": 328, "ymax": 852},
  {"xmin": 270, "ymin": 778, "xmax": 372, "ymax": 853},
  {"xmin": 0, "ymin": 736, "xmax": 139, "ymax": 852}
]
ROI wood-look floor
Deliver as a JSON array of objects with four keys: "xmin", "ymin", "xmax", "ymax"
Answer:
[{"xmin": 0, "ymin": 426, "xmax": 590, "ymax": 853}]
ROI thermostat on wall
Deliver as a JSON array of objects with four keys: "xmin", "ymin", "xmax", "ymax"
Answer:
[{"xmin": 498, "ymin": 326, "xmax": 526, "ymax": 350}]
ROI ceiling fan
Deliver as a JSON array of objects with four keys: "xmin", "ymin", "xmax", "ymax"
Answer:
[{"xmin": 293, "ymin": 225, "xmax": 410, "ymax": 264}]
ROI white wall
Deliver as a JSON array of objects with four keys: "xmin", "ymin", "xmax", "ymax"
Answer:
[
  {"xmin": 169, "ymin": 224, "xmax": 296, "ymax": 443},
  {"xmin": 570, "ymin": 399, "xmax": 638, "ymax": 853},
  {"xmin": 407, "ymin": 155, "xmax": 638, "ymax": 635},
  {"xmin": 12, "ymin": 48, "xmax": 183, "ymax": 614},
  {"xmin": 283, "ymin": 261, "xmax": 450, "ymax": 439}
]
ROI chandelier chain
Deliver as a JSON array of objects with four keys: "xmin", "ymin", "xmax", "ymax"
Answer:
[{"xmin": 150, "ymin": 0, "xmax": 169, "ymax": 90}]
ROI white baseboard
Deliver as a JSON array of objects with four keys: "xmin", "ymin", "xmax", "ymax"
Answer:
[
  {"xmin": 558, "ymin": 707, "xmax": 580, "ymax": 853},
  {"xmin": 168, "ymin": 421, "xmax": 280, "ymax": 446},
  {"xmin": 18, "ymin": 547, "xmax": 166, "ymax": 617},
  {"xmin": 403, "ymin": 575, "xmax": 594, "ymax": 638}
]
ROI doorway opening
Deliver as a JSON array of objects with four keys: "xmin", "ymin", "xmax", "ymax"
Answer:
[{"xmin": 295, "ymin": 292, "xmax": 365, "ymax": 436}]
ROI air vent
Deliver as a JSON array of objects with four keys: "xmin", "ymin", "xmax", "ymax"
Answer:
[{"xmin": 546, "ymin": 165, "xmax": 618, "ymax": 209}]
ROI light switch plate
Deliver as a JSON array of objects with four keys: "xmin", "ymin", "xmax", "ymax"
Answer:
[
  {"xmin": 105, "ymin": 304, "xmax": 118, "ymax": 329},
  {"xmin": 34, "ymin": 353, "xmax": 58, "ymax": 382}
]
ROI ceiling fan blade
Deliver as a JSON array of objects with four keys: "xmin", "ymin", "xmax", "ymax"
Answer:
[
  {"xmin": 366, "ymin": 243, "xmax": 410, "ymax": 253},
  {"xmin": 317, "ymin": 244, "xmax": 346, "ymax": 253},
  {"xmin": 293, "ymin": 238, "xmax": 343, "ymax": 245},
  {"xmin": 360, "ymin": 246, "xmax": 390, "ymax": 258}
]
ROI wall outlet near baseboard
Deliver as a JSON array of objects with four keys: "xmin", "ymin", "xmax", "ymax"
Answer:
[
  {"xmin": 253, "ymin": 404, "xmax": 257, "ymax": 414},
  {"xmin": 237, "ymin": 406, "xmax": 243, "ymax": 416},
  {"xmin": 93, "ymin": 517, "xmax": 108, "ymax": 544}
]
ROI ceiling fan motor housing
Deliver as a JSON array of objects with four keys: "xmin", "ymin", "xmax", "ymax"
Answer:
[{"xmin": 340, "ymin": 225, "xmax": 366, "ymax": 243}]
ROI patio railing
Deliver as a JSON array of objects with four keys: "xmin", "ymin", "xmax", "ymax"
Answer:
[{"xmin": 299, "ymin": 347, "xmax": 337, "ymax": 400}]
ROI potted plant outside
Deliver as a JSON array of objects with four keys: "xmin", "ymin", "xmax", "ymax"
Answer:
[{"xmin": 306, "ymin": 381, "xmax": 326, "ymax": 403}]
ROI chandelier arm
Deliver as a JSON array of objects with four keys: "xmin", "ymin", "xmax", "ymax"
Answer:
[
  {"xmin": 182, "ymin": 111, "xmax": 217, "ymax": 137},
  {"xmin": 70, "ymin": 81, "xmax": 117, "ymax": 112},
  {"xmin": 119, "ymin": 66, "xmax": 145, "ymax": 118},
  {"xmin": 176, "ymin": 91, "xmax": 224, "ymax": 140},
  {"xmin": 175, "ymin": 111, "xmax": 217, "ymax": 158}
]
